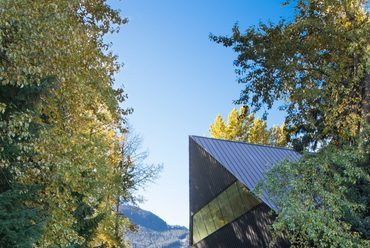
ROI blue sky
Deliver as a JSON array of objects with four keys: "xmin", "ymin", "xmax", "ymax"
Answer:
[{"xmin": 107, "ymin": 0, "xmax": 293, "ymax": 227}]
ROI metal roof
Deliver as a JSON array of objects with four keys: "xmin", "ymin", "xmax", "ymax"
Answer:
[{"xmin": 190, "ymin": 135, "xmax": 301, "ymax": 210}]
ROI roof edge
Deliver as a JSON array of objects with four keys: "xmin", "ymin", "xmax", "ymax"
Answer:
[{"xmin": 189, "ymin": 135, "xmax": 298, "ymax": 152}]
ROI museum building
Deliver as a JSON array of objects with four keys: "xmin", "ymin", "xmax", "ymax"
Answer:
[{"xmin": 189, "ymin": 135, "xmax": 301, "ymax": 247}]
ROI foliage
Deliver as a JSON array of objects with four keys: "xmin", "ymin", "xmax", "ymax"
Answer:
[
  {"xmin": 0, "ymin": 184, "xmax": 45, "ymax": 248},
  {"xmin": 258, "ymin": 128, "xmax": 370, "ymax": 247},
  {"xmin": 211, "ymin": 0, "xmax": 370, "ymax": 150},
  {"xmin": 213, "ymin": 1, "xmax": 370, "ymax": 246},
  {"xmin": 0, "ymin": 73, "xmax": 54, "ymax": 247},
  {"xmin": 209, "ymin": 106, "xmax": 289, "ymax": 146},
  {"xmin": 0, "ymin": 0, "xmax": 156, "ymax": 247}
]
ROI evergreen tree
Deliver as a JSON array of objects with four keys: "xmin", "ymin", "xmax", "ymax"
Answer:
[{"xmin": 0, "ymin": 79, "xmax": 55, "ymax": 246}]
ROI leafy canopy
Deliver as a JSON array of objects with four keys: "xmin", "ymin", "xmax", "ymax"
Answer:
[
  {"xmin": 212, "ymin": 1, "xmax": 370, "ymax": 246},
  {"xmin": 211, "ymin": 0, "xmax": 370, "ymax": 150},
  {"xmin": 209, "ymin": 106, "xmax": 289, "ymax": 147},
  {"xmin": 259, "ymin": 130, "xmax": 370, "ymax": 247},
  {"xmin": 0, "ymin": 0, "xmax": 152, "ymax": 247}
]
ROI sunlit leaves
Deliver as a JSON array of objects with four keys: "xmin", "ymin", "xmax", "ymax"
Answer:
[
  {"xmin": 211, "ymin": 0, "xmax": 370, "ymax": 148},
  {"xmin": 1, "ymin": 0, "xmax": 134, "ymax": 247},
  {"xmin": 209, "ymin": 106, "xmax": 289, "ymax": 146}
]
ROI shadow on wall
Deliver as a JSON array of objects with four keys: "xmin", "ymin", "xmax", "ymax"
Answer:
[{"xmin": 231, "ymin": 204, "xmax": 272, "ymax": 247}]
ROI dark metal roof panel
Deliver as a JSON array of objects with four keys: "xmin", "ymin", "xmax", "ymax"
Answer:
[{"xmin": 189, "ymin": 136, "xmax": 301, "ymax": 210}]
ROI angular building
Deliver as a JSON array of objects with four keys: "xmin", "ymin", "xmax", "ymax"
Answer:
[{"xmin": 189, "ymin": 136, "xmax": 301, "ymax": 248}]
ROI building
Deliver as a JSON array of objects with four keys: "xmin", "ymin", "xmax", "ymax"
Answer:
[{"xmin": 189, "ymin": 135, "xmax": 301, "ymax": 248}]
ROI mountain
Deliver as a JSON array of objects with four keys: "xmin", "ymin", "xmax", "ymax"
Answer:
[{"xmin": 121, "ymin": 205, "xmax": 189, "ymax": 248}]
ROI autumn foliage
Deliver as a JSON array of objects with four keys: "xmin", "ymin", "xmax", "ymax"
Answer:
[{"xmin": 0, "ymin": 1, "xmax": 141, "ymax": 247}]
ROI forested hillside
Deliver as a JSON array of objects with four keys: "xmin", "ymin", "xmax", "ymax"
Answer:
[{"xmin": 121, "ymin": 205, "xmax": 189, "ymax": 248}]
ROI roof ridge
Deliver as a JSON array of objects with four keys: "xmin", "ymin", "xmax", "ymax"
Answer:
[{"xmin": 189, "ymin": 135, "xmax": 298, "ymax": 152}]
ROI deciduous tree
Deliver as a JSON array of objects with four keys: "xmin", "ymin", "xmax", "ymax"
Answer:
[
  {"xmin": 0, "ymin": 1, "xmax": 151, "ymax": 247},
  {"xmin": 212, "ymin": 1, "xmax": 370, "ymax": 246},
  {"xmin": 211, "ymin": 0, "xmax": 370, "ymax": 150},
  {"xmin": 259, "ymin": 129, "xmax": 370, "ymax": 247},
  {"xmin": 209, "ymin": 107, "xmax": 289, "ymax": 146}
]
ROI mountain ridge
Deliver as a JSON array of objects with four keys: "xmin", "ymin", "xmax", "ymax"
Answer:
[{"xmin": 121, "ymin": 205, "xmax": 189, "ymax": 248}]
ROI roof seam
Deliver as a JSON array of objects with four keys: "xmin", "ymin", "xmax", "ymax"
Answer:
[{"xmin": 189, "ymin": 135, "xmax": 301, "ymax": 211}]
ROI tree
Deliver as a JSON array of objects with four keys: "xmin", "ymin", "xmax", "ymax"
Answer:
[
  {"xmin": 0, "ymin": 0, "xmax": 149, "ymax": 247},
  {"xmin": 212, "ymin": 1, "xmax": 370, "ymax": 246},
  {"xmin": 211, "ymin": 0, "xmax": 370, "ymax": 150},
  {"xmin": 209, "ymin": 106, "xmax": 289, "ymax": 146},
  {"xmin": 258, "ymin": 129, "xmax": 370, "ymax": 247},
  {"xmin": 0, "ymin": 43, "xmax": 56, "ymax": 248},
  {"xmin": 113, "ymin": 129, "xmax": 162, "ymax": 245},
  {"xmin": 270, "ymin": 124, "xmax": 289, "ymax": 147},
  {"xmin": 248, "ymin": 118, "xmax": 270, "ymax": 145}
]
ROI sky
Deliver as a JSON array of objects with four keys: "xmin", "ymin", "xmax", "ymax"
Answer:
[{"xmin": 107, "ymin": 0, "xmax": 293, "ymax": 227}]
